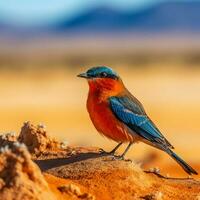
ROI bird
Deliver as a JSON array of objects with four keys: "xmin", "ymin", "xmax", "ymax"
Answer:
[{"xmin": 77, "ymin": 66, "xmax": 198, "ymax": 175}]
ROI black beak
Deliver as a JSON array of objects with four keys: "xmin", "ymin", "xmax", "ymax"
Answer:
[{"xmin": 77, "ymin": 72, "xmax": 88, "ymax": 78}]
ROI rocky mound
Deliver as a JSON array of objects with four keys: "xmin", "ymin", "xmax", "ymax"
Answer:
[
  {"xmin": 0, "ymin": 143, "xmax": 55, "ymax": 200},
  {"xmin": 0, "ymin": 122, "xmax": 199, "ymax": 200},
  {"xmin": 0, "ymin": 132, "xmax": 17, "ymax": 147}
]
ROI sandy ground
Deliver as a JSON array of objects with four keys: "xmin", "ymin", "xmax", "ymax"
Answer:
[
  {"xmin": 0, "ymin": 67, "xmax": 199, "ymax": 177},
  {"xmin": 0, "ymin": 122, "xmax": 199, "ymax": 200}
]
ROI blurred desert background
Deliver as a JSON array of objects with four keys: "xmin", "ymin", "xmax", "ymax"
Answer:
[{"xmin": 0, "ymin": 0, "xmax": 200, "ymax": 178}]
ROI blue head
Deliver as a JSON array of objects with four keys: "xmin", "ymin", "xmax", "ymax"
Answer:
[{"xmin": 77, "ymin": 66, "xmax": 119, "ymax": 80}]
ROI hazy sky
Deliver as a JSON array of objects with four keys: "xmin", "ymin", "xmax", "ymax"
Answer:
[{"xmin": 0, "ymin": 0, "xmax": 196, "ymax": 26}]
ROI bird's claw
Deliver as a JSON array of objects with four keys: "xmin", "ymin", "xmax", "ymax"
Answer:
[
  {"xmin": 110, "ymin": 155, "xmax": 124, "ymax": 161},
  {"xmin": 111, "ymin": 155, "xmax": 132, "ymax": 162},
  {"xmin": 116, "ymin": 155, "xmax": 124, "ymax": 160},
  {"xmin": 99, "ymin": 148, "xmax": 118, "ymax": 157},
  {"xmin": 99, "ymin": 148, "xmax": 113, "ymax": 155},
  {"xmin": 99, "ymin": 148, "xmax": 106, "ymax": 154}
]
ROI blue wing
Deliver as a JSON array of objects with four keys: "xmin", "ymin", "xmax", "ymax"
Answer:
[{"xmin": 109, "ymin": 96, "xmax": 173, "ymax": 149}]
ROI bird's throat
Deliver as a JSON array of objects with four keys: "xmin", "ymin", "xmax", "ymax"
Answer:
[{"xmin": 88, "ymin": 78, "xmax": 124, "ymax": 100}]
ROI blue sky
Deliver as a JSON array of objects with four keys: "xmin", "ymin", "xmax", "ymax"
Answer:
[
  {"xmin": 0, "ymin": 0, "xmax": 161, "ymax": 26},
  {"xmin": 0, "ymin": 0, "xmax": 196, "ymax": 26}
]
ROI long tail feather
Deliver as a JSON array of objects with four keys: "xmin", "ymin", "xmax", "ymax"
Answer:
[{"xmin": 167, "ymin": 149, "xmax": 198, "ymax": 175}]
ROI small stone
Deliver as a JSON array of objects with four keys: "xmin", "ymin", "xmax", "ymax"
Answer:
[
  {"xmin": 71, "ymin": 150, "xmax": 76, "ymax": 155},
  {"xmin": 13, "ymin": 142, "xmax": 27, "ymax": 149},
  {"xmin": 60, "ymin": 140, "xmax": 68, "ymax": 149},
  {"xmin": 149, "ymin": 167, "xmax": 160, "ymax": 174},
  {"xmin": 0, "ymin": 145, "xmax": 10, "ymax": 153},
  {"xmin": 155, "ymin": 167, "xmax": 160, "ymax": 174},
  {"xmin": 58, "ymin": 184, "xmax": 81, "ymax": 196},
  {"xmin": 38, "ymin": 123, "xmax": 46, "ymax": 129}
]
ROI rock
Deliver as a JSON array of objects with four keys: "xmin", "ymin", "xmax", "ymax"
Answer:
[
  {"xmin": 0, "ymin": 142, "xmax": 56, "ymax": 200},
  {"xmin": 0, "ymin": 132, "xmax": 17, "ymax": 147},
  {"xmin": 18, "ymin": 121, "xmax": 61, "ymax": 155}
]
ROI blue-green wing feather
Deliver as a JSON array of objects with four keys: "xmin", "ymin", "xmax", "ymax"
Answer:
[{"xmin": 109, "ymin": 96, "xmax": 173, "ymax": 148}]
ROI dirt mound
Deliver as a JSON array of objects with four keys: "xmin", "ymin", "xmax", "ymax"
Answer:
[
  {"xmin": 18, "ymin": 122, "xmax": 97, "ymax": 160},
  {"xmin": 18, "ymin": 122, "xmax": 62, "ymax": 155},
  {"xmin": 0, "ymin": 122, "xmax": 74, "ymax": 159},
  {"xmin": 0, "ymin": 132, "xmax": 17, "ymax": 147},
  {"xmin": 0, "ymin": 142, "xmax": 55, "ymax": 200},
  {"xmin": 45, "ymin": 155, "xmax": 200, "ymax": 200}
]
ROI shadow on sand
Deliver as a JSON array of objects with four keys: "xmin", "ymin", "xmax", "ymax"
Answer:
[
  {"xmin": 35, "ymin": 151, "xmax": 198, "ymax": 182},
  {"xmin": 35, "ymin": 151, "xmax": 107, "ymax": 171}
]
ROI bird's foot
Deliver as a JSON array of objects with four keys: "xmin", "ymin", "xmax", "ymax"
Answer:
[
  {"xmin": 111, "ymin": 155, "xmax": 132, "ymax": 162},
  {"xmin": 99, "ymin": 148, "xmax": 107, "ymax": 155},
  {"xmin": 98, "ymin": 148, "xmax": 116, "ymax": 156},
  {"xmin": 115, "ymin": 155, "xmax": 124, "ymax": 160},
  {"xmin": 111, "ymin": 155, "xmax": 123, "ymax": 161}
]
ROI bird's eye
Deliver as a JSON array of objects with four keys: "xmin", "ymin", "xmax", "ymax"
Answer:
[{"xmin": 100, "ymin": 72, "xmax": 107, "ymax": 77}]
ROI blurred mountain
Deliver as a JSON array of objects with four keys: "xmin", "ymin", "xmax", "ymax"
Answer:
[
  {"xmin": 0, "ymin": 21, "xmax": 10, "ymax": 32},
  {"xmin": 0, "ymin": 21, "xmax": 29, "ymax": 37},
  {"xmin": 54, "ymin": 1, "xmax": 200, "ymax": 33},
  {"xmin": 0, "ymin": 1, "xmax": 200, "ymax": 37}
]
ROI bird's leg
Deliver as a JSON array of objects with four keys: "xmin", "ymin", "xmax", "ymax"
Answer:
[
  {"xmin": 117, "ymin": 142, "xmax": 133, "ymax": 160},
  {"xmin": 109, "ymin": 142, "xmax": 123, "ymax": 155},
  {"xmin": 99, "ymin": 142, "xmax": 123, "ymax": 156}
]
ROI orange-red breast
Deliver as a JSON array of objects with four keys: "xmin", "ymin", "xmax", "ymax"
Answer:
[{"xmin": 78, "ymin": 66, "xmax": 197, "ymax": 175}]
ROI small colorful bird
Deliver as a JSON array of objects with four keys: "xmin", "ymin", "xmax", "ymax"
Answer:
[{"xmin": 78, "ymin": 66, "xmax": 197, "ymax": 175}]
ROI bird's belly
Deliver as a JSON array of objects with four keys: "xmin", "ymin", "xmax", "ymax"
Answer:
[{"xmin": 87, "ymin": 99, "xmax": 139, "ymax": 142}]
